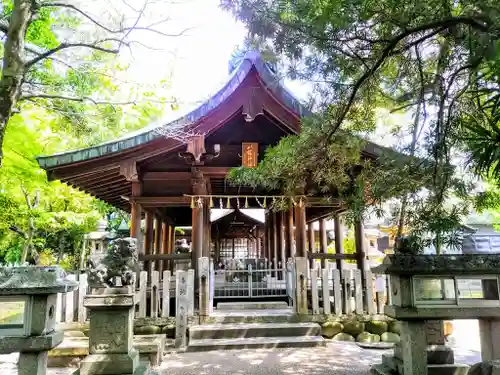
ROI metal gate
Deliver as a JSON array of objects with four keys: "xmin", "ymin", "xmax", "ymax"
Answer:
[{"xmin": 213, "ymin": 261, "xmax": 289, "ymax": 299}]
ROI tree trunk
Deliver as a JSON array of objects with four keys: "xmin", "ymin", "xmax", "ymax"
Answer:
[
  {"xmin": 396, "ymin": 46, "xmax": 424, "ymax": 239},
  {"xmin": 0, "ymin": 0, "xmax": 33, "ymax": 166},
  {"xmin": 20, "ymin": 187, "xmax": 39, "ymax": 264}
]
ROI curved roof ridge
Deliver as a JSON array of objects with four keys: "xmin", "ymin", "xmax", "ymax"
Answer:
[{"xmin": 38, "ymin": 51, "xmax": 310, "ymax": 169}]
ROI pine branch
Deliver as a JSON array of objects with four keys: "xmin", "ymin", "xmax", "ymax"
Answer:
[{"xmin": 324, "ymin": 16, "xmax": 495, "ymax": 142}]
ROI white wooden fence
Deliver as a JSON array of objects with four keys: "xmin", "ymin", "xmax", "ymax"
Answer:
[
  {"xmin": 56, "ymin": 269, "xmax": 196, "ymax": 324},
  {"xmin": 56, "ymin": 265, "xmax": 388, "ymax": 322},
  {"xmin": 305, "ymin": 266, "xmax": 389, "ymax": 315}
]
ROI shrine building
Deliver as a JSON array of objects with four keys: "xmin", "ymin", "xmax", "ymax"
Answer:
[{"xmin": 37, "ymin": 52, "xmax": 398, "ymax": 303}]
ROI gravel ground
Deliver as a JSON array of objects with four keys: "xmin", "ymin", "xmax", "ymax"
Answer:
[
  {"xmin": 0, "ymin": 319, "xmax": 482, "ymax": 375},
  {"xmin": 0, "ymin": 337, "xmax": 481, "ymax": 375}
]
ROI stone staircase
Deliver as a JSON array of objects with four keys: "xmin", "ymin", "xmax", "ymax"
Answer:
[{"xmin": 186, "ymin": 302, "xmax": 325, "ymax": 351}]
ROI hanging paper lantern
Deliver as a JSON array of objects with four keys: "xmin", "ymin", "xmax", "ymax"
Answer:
[
  {"xmin": 263, "ymin": 197, "xmax": 267, "ymax": 208},
  {"xmin": 244, "ymin": 196, "xmax": 249, "ymax": 208},
  {"xmin": 209, "ymin": 196, "xmax": 214, "ymax": 208},
  {"xmin": 226, "ymin": 196, "xmax": 231, "ymax": 209},
  {"xmin": 190, "ymin": 197, "xmax": 195, "ymax": 209}
]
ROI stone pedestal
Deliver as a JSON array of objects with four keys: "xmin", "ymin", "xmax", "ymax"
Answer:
[
  {"xmin": 374, "ymin": 320, "xmax": 469, "ymax": 375},
  {"xmin": 175, "ymin": 259, "xmax": 190, "ymax": 272},
  {"xmin": 479, "ymin": 319, "xmax": 500, "ymax": 361},
  {"xmin": 76, "ymin": 287, "xmax": 153, "ymax": 375}
]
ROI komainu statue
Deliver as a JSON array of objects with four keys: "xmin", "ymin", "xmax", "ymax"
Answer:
[
  {"xmin": 175, "ymin": 238, "xmax": 191, "ymax": 254},
  {"xmin": 87, "ymin": 237, "xmax": 138, "ymax": 287}
]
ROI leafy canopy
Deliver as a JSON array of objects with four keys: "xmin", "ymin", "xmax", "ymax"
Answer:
[{"xmin": 220, "ymin": 0, "xmax": 500, "ymax": 246}]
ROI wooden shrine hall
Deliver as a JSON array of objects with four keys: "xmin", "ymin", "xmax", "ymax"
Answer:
[{"xmin": 37, "ymin": 51, "xmax": 399, "ymax": 310}]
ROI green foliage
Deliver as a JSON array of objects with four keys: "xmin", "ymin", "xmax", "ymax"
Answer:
[
  {"xmin": 221, "ymin": 0, "xmax": 500, "ymax": 246},
  {"xmin": 0, "ymin": 0, "xmax": 176, "ymax": 265}
]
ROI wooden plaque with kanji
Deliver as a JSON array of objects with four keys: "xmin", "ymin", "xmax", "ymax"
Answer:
[{"xmin": 242, "ymin": 142, "xmax": 258, "ymax": 168}]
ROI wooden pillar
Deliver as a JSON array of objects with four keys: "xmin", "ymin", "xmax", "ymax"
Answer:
[
  {"xmin": 266, "ymin": 212, "xmax": 272, "ymax": 266},
  {"xmin": 144, "ymin": 211, "xmax": 154, "ymax": 276},
  {"xmin": 307, "ymin": 222, "xmax": 315, "ymax": 268},
  {"xmin": 192, "ymin": 203, "xmax": 204, "ymax": 284},
  {"xmin": 334, "ymin": 215, "xmax": 345, "ymax": 271},
  {"xmin": 319, "ymin": 218, "xmax": 328, "ymax": 269},
  {"xmin": 286, "ymin": 209, "xmax": 294, "ymax": 259},
  {"xmin": 272, "ymin": 212, "xmax": 278, "ymax": 274},
  {"xmin": 130, "ymin": 201, "xmax": 143, "ymax": 252},
  {"xmin": 278, "ymin": 212, "xmax": 285, "ymax": 269},
  {"xmin": 268, "ymin": 212, "xmax": 274, "ymax": 265},
  {"xmin": 154, "ymin": 217, "xmax": 161, "ymax": 273},
  {"xmin": 161, "ymin": 222, "xmax": 168, "ymax": 272},
  {"xmin": 354, "ymin": 218, "xmax": 367, "ymax": 272},
  {"xmin": 263, "ymin": 216, "xmax": 269, "ymax": 262},
  {"xmin": 294, "ymin": 202, "xmax": 307, "ymax": 257},
  {"xmin": 169, "ymin": 225, "xmax": 175, "ymax": 272},
  {"xmin": 354, "ymin": 217, "xmax": 368, "ymax": 310},
  {"xmin": 256, "ymin": 227, "xmax": 261, "ymax": 258},
  {"xmin": 203, "ymin": 200, "xmax": 211, "ymax": 258}
]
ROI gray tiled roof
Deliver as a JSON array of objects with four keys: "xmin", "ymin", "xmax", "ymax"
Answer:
[{"xmin": 37, "ymin": 51, "xmax": 309, "ymax": 169}]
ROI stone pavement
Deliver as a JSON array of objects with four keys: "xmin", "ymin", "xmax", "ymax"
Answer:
[{"xmin": 0, "ymin": 339, "xmax": 481, "ymax": 375}]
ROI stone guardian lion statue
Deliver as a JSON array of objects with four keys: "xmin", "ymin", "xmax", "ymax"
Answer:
[{"xmin": 87, "ymin": 237, "xmax": 138, "ymax": 287}]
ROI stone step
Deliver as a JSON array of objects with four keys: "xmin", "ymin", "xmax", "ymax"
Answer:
[
  {"xmin": 382, "ymin": 354, "xmax": 469, "ymax": 375},
  {"xmin": 208, "ymin": 310, "xmax": 297, "ymax": 324},
  {"xmin": 187, "ymin": 336, "xmax": 325, "ymax": 352},
  {"xmin": 190, "ymin": 322, "xmax": 321, "ymax": 340},
  {"xmin": 48, "ymin": 335, "xmax": 173, "ymax": 368},
  {"xmin": 216, "ymin": 301, "xmax": 289, "ymax": 310},
  {"xmin": 370, "ymin": 364, "xmax": 394, "ymax": 375}
]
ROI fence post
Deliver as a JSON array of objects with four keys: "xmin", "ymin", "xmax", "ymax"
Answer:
[
  {"xmin": 138, "ymin": 271, "xmax": 147, "ymax": 318},
  {"xmin": 209, "ymin": 261, "xmax": 214, "ymax": 314},
  {"xmin": 332, "ymin": 269, "xmax": 342, "ymax": 315},
  {"xmin": 386, "ymin": 275, "xmax": 393, "ymax": 306},
  {"xmin": 162, "ymin": 270, "xmax": 171, "ymax": 317},
  {"xmin": 248, "ymin": 264, "xmax": 253, "ymax": 298},
  {"xmin": 311, "ymin": 265, "xmax": 320, "ymax": 314},
  {"xmin": 354, "ymin": 269, "xmax": 363, "ymax": 314},
  {"xmin": 321, "ymin": 268, "xmax": 331, "ymax": 315},
  {"xmin": 375, "ymin": 275, "xmax": 387, "ymax": 314},
  {"xmin": 364, "ymin": 270, "xmax": 375, "ymax": 314},
  {"xmin": 287, "ymin": 260, "xmax": 295, "ymax": 308},
  {"xmin": 295, "ymin": 257, "xmax": 308, "ymax": 314},
  {"xmin": 150, "ymin": 270, "xmax": 160, "ymax": 318},
  {"xmin": 175, "ymin": 270, "xmax": 188, "ymax": 348},
  {"xmin": 187, "ymin": 269, "xmax": 194, "ymax": 317},
  {"xmin": 65, "ymin": 274, "xmax": 76, "ymax": 323},
  {"xmin": 343, "ymin": 269, "xmax": 353, "ymax": 315},
  {"xmin": 56, "ymin": 293, "xmax": 62, "ymax": 323},
  {"xmin": 78, "ymin": 273, "xmax": 88, "ymax": 324}
]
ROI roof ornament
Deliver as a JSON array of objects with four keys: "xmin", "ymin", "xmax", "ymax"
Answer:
[{"xmin": 178, "ymin": 135, "xmax": 220, "ymax": 165}]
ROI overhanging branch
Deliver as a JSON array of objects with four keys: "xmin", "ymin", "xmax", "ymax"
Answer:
[
  {"xmin": 324, "ymin": 16, "xmax": 495, "ymax": 142},
  {"xmin": 24, "ymin": 39, "xmax": 124, "ymax": 69}
]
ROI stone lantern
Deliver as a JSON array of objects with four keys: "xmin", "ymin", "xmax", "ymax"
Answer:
[
  {"xmin": 372, "ymin": 254, "xmax": 500, "ymax": 375},
  {"xmin": 0, "ymin": 266, "xmax": 78, "ymax": 375}
]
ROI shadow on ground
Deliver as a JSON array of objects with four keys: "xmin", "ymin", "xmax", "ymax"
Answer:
[{"xmin": 0, "ymin": 336, "xmax": 482, "ymax": 375}]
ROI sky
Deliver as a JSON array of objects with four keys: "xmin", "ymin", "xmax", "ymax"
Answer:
[{"xmin": 119, "ymin": 0, "xmax": 248, "ymax": 106}]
